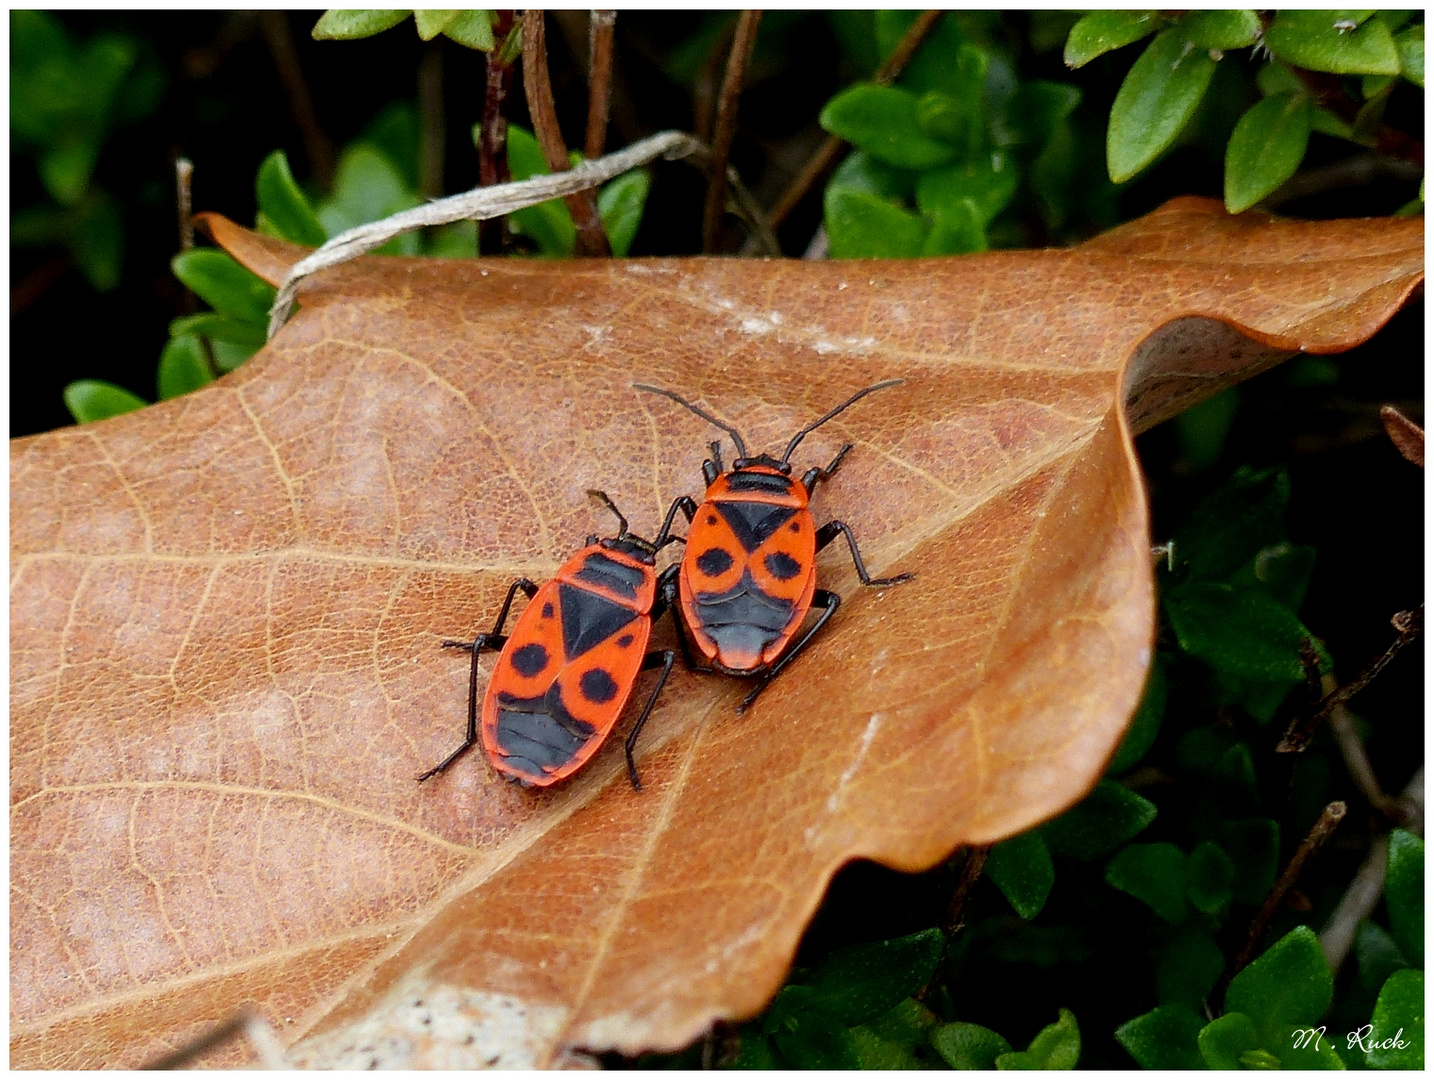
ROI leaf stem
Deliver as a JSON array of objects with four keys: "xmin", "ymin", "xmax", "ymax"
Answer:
[
  {"xmin": 522, "ymin": 9, "xmax": 610, "ymax": 256},
  {"xmin": 418, "ymin": 43, "xmax": 445, "ymax": 201},
  {"xmin": 479, "ymin": 10, "xmax": 517, "ymax": 256},
  {"xmin": 258, "ymin": 11, "xmax": 335, "ymax": 188},
  {"xmin": 702, "ymin": 10, "xmax": 762, "ymax": 253}
]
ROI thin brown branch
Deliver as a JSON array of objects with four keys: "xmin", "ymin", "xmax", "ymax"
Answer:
[
  {"xmin": 693, "ymin": 20, "xmax": 737, "ymax": 144},
  {"xmin": 258, "ymin": 11, "xmax": 335, "ymax": 188},
  {"xmin": 702, "ymin": 10, "xmax": 762, "ymax": 254},
  {"xmin": 766, "ymin": 10, "xmax": 942, "ymax": 230},
  {"xmin": 175, "ymin": 156, "xmax": 196, "ymax": 314},
  {"xmin": 1320, "ymin": 767, "xmax": 1424, "ymax": 975},
  {"xmin": 522, "ymin": 9, "xmax": 610, "ymax": 256},
  {"xmin": 418, "ymin": 43, "xmax": 445, "ymax": 201},
  {"xmin": 479, "ymin": 11, "xmax": 517, "ymax": 256},
  {"xmin": 943, "ymin": 844, "xmax": 990, "ymax": 938},
  {"xmin": 1381, "ymin": 404, "xmax": 1424, "ymax": 468},
  {"xmin": 1278, "ymin": 607, "xmax": 1422, "ymax": 754},
  {"xmin": 1217, "ymin": 801, "xmax": 1346, "ymax": 1004},
  {"xmin": 584, "ymin": 11, "xmax": 616, "ymax": 160}
]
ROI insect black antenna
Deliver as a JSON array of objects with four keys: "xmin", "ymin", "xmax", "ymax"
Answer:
[
  {"xmin": 780, "ymin": 379, "xmax": 905, "ymax": 465},
  {"xmin": 633, "ymin": 383, "xmax": 749, "ymax": 459},
  {"xmin": 586, "ymin": 489, "xmax": 631, "ymax": 541}
]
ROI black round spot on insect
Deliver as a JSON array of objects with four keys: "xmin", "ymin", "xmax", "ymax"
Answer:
[
  {"xmin": 616, "ymin": 633, "xmax": 635, "ymax": 648},
  {"xmin": 542, "ymin": 602, "xmax": 554, "ymax": 618},
  {"xmin": 580, "ymin": 667, "xmax": 620, "ymax": 704},
  {"xmin": 706, "ymin": 514, "xmax": 718, "ymax": 525},
  {"xmin": 764, "ymin": 552, "xmax": 803, "ymax": 580},
  {"xmin": 696, "ymin": 547, "xmax": 735, "ymax": 576},
  {"xmin": 789, "ymin": 520, "xmax": 801, "ymax": 533},
  {"xmin": 510, "ymin": 643, "xmax": 549, "ymax": 677}
]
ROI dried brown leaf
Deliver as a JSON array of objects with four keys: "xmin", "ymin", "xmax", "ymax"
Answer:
[{"xmin": 11, "ymin": 198, "xmax": 1422, "ymax": 1067}]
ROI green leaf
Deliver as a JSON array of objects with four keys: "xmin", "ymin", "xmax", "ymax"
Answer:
[
  {"xmin": 1225, "ymin": 91, "xmax": 1313, "ymax": 213},
  {"xmin": 1157, "ymin": 926, "xmax": 1226, "ymax": 1010},
  {"xmin": 921, "ymin": 199, "xmax": 986, "ymax": 256},
  {"xmin": 1226, "ymin": 926, "xmax": 1334, "ymax": 1050},
  {"xmin": 312, "ymin": 10, "xmax": 410, "ymax": 40},
  {"xmin": 1042, "ymin": 780, "xmax": 1157, "ymax": 860},
  {"xmin": 828, "ymin": 150, "xmax": 917, "ymax": 202},
  {"xmin": 986, "ymin": 832, "xmax": 1055, "ymax": 920},
  {"xmin": 1064, "ymin": 11, "xmax": 1162, "ymax": 68},
  {"xmin": 210, "ymin": 340, "xmax": 259, "ymax": 373},
  {"xmin": 1210, "ymin": 742, "xmax": 1260, "ymax": 813},
  {"xmin": 880, "ymin": 12, "xmax": 987, "ymax": 112},
  {"xmin": 797, "ymin": 928, "xmax": 944, "ymax": 1027},
  {"xmin": 255, "ymin": 150, "xmax": 327, "ymax": 246},
  {"xmin": 1174, "ymin": 466, "xmax": 1290, "ymax": 581},
  {"xmin": 933, "ymin": 1021, "xmax": 1013, "ymax": 1069},
  {"xmin": 425, "ymin": 220, "xmax": 478, "ymax": 258},
  {"xmin": 1367, "ymin": 969, "xmax": 1423, "ymax": 1068},
  {"xmin": 1165, "ymin": 582, "xmax": 1318, "ymax": 683},
  {"xmin": 64, "ymin": 379, "xmax": 147, "ymax": 424},
  {"xmin": 1228, "ymin": 542, "xmax": 1317, "ymax": 613},
  {"xmin": 1174, "ymin": 384, "xmax": 1241, "ymax": 472},
  {"xmin": 1265, "ymin": 11, "xmax": 1401, "ymax": 75},
  {"xmin": 913, "ymin": 89, "xmax": 968, "ymax": 145},
  {"xmin": 413, "ymin": 10, "xmax": 457, "ymax": 41},
  {"xmin": 442, "ymin": 10, "xmax": 496, "ymax": 51},
  {"xmin": 1185, "ymin": 841, "xmax": 1236, "ymax": 914},
  {"xmin": 996, "ymin": 1008, "xmax": 1080, "ymax": 1070},
  {"xmin": 824, "ymin": 187, "xmax": 927, "ymax": 259},
  {"xmin": 850, "ymin": 998, "xmax": 945, "ymax": 1069},
  {"xmin": 171, "ymin": 249, "xmax": 277, "ymax": 324},
  {"xmin": 1107, "ymin": 653, "xmax": 1166, "ymax": 775},
  {"xmin": 318, "ymin": 143, "xmax": 422, "ymax": 252},
  {"xmin": 819, "ymin": 84, "xmax": 961, "ymax": 170},
  {"xmin": 1218, "ymin": 817, "xmax": 1281, "ymax": 905},
  {"xmin": 156, "ymin": 335, "xmax": 214, "ymax": 401},
  {"xmin": 597, "ymin": 170, "xmax": 649, "ymax": 258},
  {"xmin": 1198, "ymin": 1011, "xmax": 1260, "ymax": 1069},
  {"xmin": 68, "ymin": 193, "xmax": 124, "ymax": 292},
  {"xmin": 38, "ymin": 138, "xmax": 101, "ymax": 206},
  {"xmin": 1180, "ymin": 10, "xmax": 1262, "ymax": 51},
  {"xmin": 1356, "ymin": 921, "xmax": 1411, "ymax": 995},
  {"xmin": 767, "ymin": 991, "xmax": 861, "ymax": 1069},
  {"xmin": 1385, "ymin": 829, "xmax": 1424, "ymax": 965},
  {"xmin": 505, "ymin": 125, "xmax": 576, "ymax": 257},
  {"xmin": 1115, "ymin": 1003, "xmax": 1206, "ymax": 1069},
  {"xmin": 1004, "ymin": 81, "xmax": 1083, "ymax": 147},
  {"xmin": 729, "ymin": 1025, "xmax": 781, "ymax": 1069},
  {"xmin": 1107, "ymin": 28, "xmax": 1218, "ymax": 183},
  {"xmin": 916, "ymin": 152, "xmax": 1019, "ymax": 227},
  {"xmin": 1395, "ymin": 24, "xmax": 1424, "ymax": 86},
  {"xmin": 1106, "ymin": 843, "xmax": 1189, "ymax": 923},
  {"xmin": 168, "ymin": 313, "xmax": 268, "ymax": 348}
]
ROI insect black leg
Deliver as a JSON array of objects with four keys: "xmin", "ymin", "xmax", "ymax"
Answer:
[
  {"xmin": 815, "ymin": 520, "xmax": 914, "ymax": 587},
  {"xmin": 800, "ymin": 442, "xmax": 855, "ymax": 495},
  {"xmin": 658, "ymin": 566, "xmax": 715, "ymax": 674},
  {"xmin": 653, "ymin": 495, "xmax": 698, "ymax": 550},
  {"xmin": 703, "ymin": 443, "xmax": 724, "ymax": 488},
  {"xmin": 418, "ymin": 577, "xmax": 538, "ymax": 783},
  {"xmin": 624, "ymin": 649, "xmax": 676, "ymax": 791},
  {"xmin": 736, "ymin": 589, "xmax": 841, "ymax": 714}
]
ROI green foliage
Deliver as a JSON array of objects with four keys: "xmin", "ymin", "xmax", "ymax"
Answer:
[
  {"xmin": 1072, "ymin": 8, "xmax": 1424, "ymax": 210},
  {"xmin": 156, "ymin": 335, "xmax": 214, "ymax": 401},
  {"xmin": 312, "ymin": 10, "xmax": 500, "ymax": 50},
  {"xmin": 1367, "ymin": 969, "xmax": 1423, "ymax": 1068},
  {"xmin": 10, "ymin": 10, "xmax": 164, "ymax": 291},
  {"xmin": 1115, "ymin": 1003, "xmax": 1205, "ymax": 1069},
  {"xmin": 256, "ymin": 151, "xmax": 327, "ymax": 247},
  {"xmin": 819, "ymin": 12, "xmax": 1095, "ymax": 256},
  {"xmin": 1219, "ymin": 926, "xmax": 1344, "ymax": 1068},
  {"xmin": 1385, "ymin": 829, "xmax": 1424, "ymax": 965},
  {"xmin": 63, "ymin": 380, "xmax": 147, "ymax": 424},
  {"xmin": 932, "ymin": 1021, "xmax": 1012, "ymax": 1069},
  {"xmin": 1041, "ymin": 780, "xmax": 1156, "ymax": 860},
  {"xmin": 1105, "ymin": 843, "xmax": 1189, "ymax": 923},
  {"xmin": 995, "ymin": 1008, "xmax": 1080, "ymax": 1069},
  {"xmin": 986, "ymin": 832, "xmax": 1054, "ymax": 921}
]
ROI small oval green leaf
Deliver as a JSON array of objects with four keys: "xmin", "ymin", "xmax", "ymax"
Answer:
[
  {"xmin": 312, "ymin": 10, "xmax": 409, "ymax": 41},
  {"xmin": 255, "ymin": 149, "xmax": 327, "ymax": 246},
  {"xmin": 1225, "ymin": 92, "xmax": 1313, "ymax": 213},
  {"xmin": 171, "ymin": 249, "xmax": 277, "ymax": 324},
  {"xmin": 598, "ymin": 170, "xmax": 650, "ymax": 258},
  {"xmin": 1064, "ymin": 11, "xmax": 1162, "ymax": 68},
  {"xmin": 819, "ymin": 84, "xmax": 960, "ymax": 169},
  {"xmin": 1105, "ymin": 843, "xmax": 1189, "ymax": 923},
  {"xmin": 412, "ymin": 10, "xmax": 457, "ymax": 41},
  {"xmin": 1386, "ymin": 828, "xmax": 1424, "ymax": 965},
  {"xmin": 986, "ymin": 832, "xmax": 1055, "ymax": 920},
  {"xmin": 442, "ymin": 10, "xmax": 496, "ymax": 51},
  {"xmin": 1179, "ymin": 10, "xmax": 1262, "ymax": 52},
  {"xmin": 1265, "ymin": 10, "xmax": 1401, "ymax": 75},
  {"xmin": 933, "ymin": 1022, "xmax": 1013, "ymax": 1069},
  {"xmin": 1198, "ymin": 1011, "xmax": 1260, "ymax": 1070},
  {"xmin": 1396, "ymin": 24, "xmax": 1424, "ymax": 86},
  {"xmin": 64, "ymin": 379, "xmax": 147, "ymax": 424},
  {"xmin": 1115, "ymin": 1004, "xmax": 1206, "ymax": 1070},
  {"xmin": 824, "ymin": 187, "xmax": 927, "ymax": 259},
  {"xmin": 1367, "ymin": 969, "xmax": 1424, "ymax": 1068},
  {"xmin": 156, "ymin": 334, "xmax": 214, "ymax": 401},
  {"xmin": 1107, "ymin": 28, "xmax": 1218, "ymax": 183},
  {"xmin": 1226, "ymin": 926, "xmax": 1334, "ymax": 1048}
]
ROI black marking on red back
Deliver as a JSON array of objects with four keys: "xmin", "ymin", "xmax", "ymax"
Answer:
[
  {"xmin": 558, "ymin": 582, "xmax": 639, "ymax": 660},
  {"xmin": 726, "ymin": 470, "xmax": 795, "ymax": 495},
  {"xmin": 510, "ymin": 642, "xmax": 550, "ymax": 677},
  {"xmin": 764, "ymin": 552, "xmax": 803, "ymax": 580},
  {"xmin": 693, "ymin": 569, "xmax": 797, "ymax": 660},
  {"xmin": 493, "ymin": 689, "xmax": 597, "ymax": 774},
  {"xmin": 714, "ymin": 500, "xmax": 798, "ymax": 553},
  {"xmin": 573, "ymin": 551, "xmax": 647, "ymax": 599},
  {"xmin": 579, "ymin": 668, "xmax": 620, "ymax": 703},
  {"xmin": 696, "ymin": 547, "xmax": 736, "ymax": 576}
]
